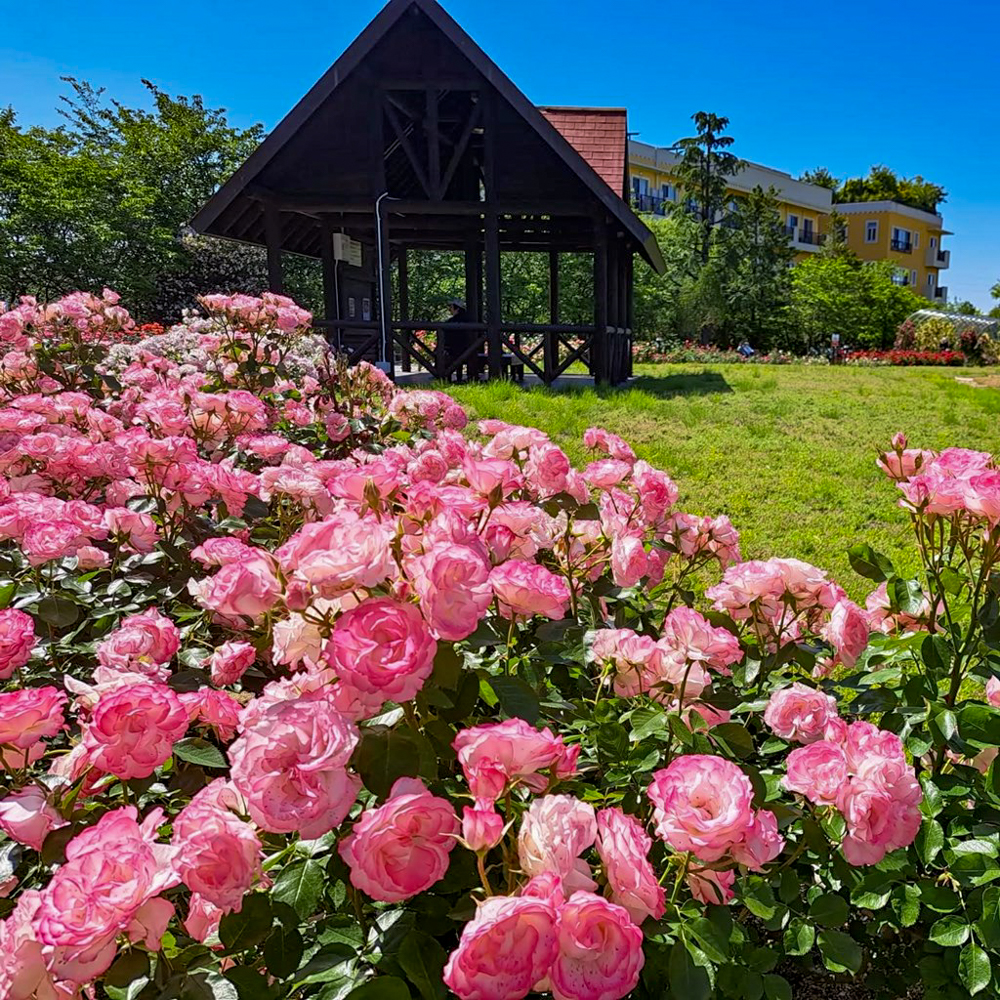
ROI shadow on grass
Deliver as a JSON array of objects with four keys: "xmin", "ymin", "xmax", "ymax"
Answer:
[{"xmin": 629, "ymin": 370, "xmax": 733, "ymax": 398}]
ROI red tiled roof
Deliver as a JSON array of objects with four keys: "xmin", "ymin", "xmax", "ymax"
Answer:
[{"xmin": 538, "ymin": 107, "xmax": 628, "ymax": 198}]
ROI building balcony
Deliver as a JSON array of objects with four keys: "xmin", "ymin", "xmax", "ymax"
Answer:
[
  {"xmin": 934, "ymin": 285, "xmax": 948, "ymax": 300},
  {"xmin": 926, "ymin": 247, "xmax": 950, "ymax": 269},
  {"xmin": 785, "ymin": 225, "xmax": 825, "ymax": 251},
  {"xmin": 633, "ymin": 193, "xmax": 668, "ymax": 216},
  {"xmin": 890, "ymin": 238, "xmax": 913, "ymax": 253}
]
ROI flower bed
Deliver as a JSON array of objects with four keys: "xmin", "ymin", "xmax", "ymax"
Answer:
[
  {"xmin": 845, "ymin": 349, "xmax": 967, "ymax": 367},
  {"xmin": 0, "ymin": 292, "xmax": 998, "ymax": 1000},
  {"xmin": 632, "ymin": 342, "xmax": 807, "ymax": 365}
]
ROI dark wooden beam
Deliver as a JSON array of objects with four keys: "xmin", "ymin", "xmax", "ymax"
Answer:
[
  {"xmin": 426, "ymin": 88, "xmax": 441, "ymax": 198},
  {"xmin": 439, "ymin": 102, "xmax": 481, "ymax": 199},
  {"xmin": 484, "ymin": 212, "xmax": 502, "ymax": 378},
  {"xmin": 592, "ymin": 216, "xmax": 608, "ymax": 384},
  {"xmin": 398, "ymin": 246, "xmax": 412, "ymax": 373},
  {"xmin": 264, "ymin": 202, "xmax": 284, "ymax": 293},
  {"xmin": 545, "ymin": 249, "xmax": 559, "ymax": 383},
  {"xmin": 384, "ymin": 99, "xmax": 433, "ymax": 198},
  {"xmin": 377, "ymin": 196, "xmax": 393, "ymax": 377}
]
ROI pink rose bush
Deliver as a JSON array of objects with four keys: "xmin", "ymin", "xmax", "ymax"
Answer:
[{"xmin": 0, "ymin": 293, "xmax": 983, "ymax": 998}]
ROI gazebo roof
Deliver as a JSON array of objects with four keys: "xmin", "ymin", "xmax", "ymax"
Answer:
[{"xmin": 191, "ymin": 0, "xmax": 664, "ymax": 273}]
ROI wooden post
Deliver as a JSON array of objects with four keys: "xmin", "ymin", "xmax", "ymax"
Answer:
[
  {"xmin": 377, "ymin": 198, "xmax": 394, "ymax": 379},
  {"xmin": 398, "ymin": 246, "xmax": 412, "ymax": 373},
  {"xmin": 264, "ymin": 203, "xmax": 284, "ymax": 293},
  {"xmin": 593, "ymin": 215, "xmax": 608, "ymax": 385},
  {"xmin": 625, "ymin": 253, "xmax": 634, "ymax": 379},
  {"xmin": 545, "ymin": 249, "xmax": 559, "ymax": 383},
  {"xmin": 485, "ymin": 210, "xmax": 502, "ymax": 378}
]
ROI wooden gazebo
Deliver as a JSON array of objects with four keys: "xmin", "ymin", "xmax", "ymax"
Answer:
[{"xmin": 191, "ymin": 0, "xmax": 664, "ymax": 385}]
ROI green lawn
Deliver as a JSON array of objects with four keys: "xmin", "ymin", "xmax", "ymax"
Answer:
[{"xmin": 445, "ymin": 364, "xmax": 1000, "ymax": 600}]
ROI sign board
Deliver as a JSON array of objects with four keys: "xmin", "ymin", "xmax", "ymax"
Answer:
[{"xmin": 332, "ymin": 233, "xmax": 363, "ymax": 268}]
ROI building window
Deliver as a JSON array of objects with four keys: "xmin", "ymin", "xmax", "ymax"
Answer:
[
  {"xmin": 913, "ymin": 232, "xmax": 919, "ymax": 248},
  {"xmin": 928, "ymin": 273, "xmax": 936, "ymax": 288},
  {"xmin": 632, "ymin": 176, "xmax": 649, "ymax": 197},
  {"xmin": 911, "ymin": 269, "xmax": 918, "ymax": 286},
  {"xmin": 891, "ymin": 227, "xmax": 913, "ymax": 251},
  {"xmin": 865, "ymin": 220, "xmax": 878, "ymax": 243},
  {"xmin": 661, "ymin": 183, "xmax": 675, "ymax": 202},
  {"xmin": 930, "ymin": 236, "xmax": 937, "ymax": 249}
]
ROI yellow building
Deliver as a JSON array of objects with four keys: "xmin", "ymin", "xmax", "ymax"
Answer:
[
  {"xmin": 836, "ymin": 202, "xmax": 950, "ymax": 302},
  {"xmin": 628, "ymin": 139, "xmax": 832, "ymax": 261},
  {"xmin": 628, "ymin": 140, "xmax": 951, "ymax": 300}
]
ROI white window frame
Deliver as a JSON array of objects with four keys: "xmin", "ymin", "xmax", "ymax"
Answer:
[
  {"xmin": 911, "ymin": 269, "xmax": 918, "ymax": 286},
  {"xmin": 928, "ymin": 273, "xmax": 936, "ymax": 287},
  {"xmin": 865, "ymin": 220, "xmax": 879, "ymax": 243},
  {"xmin": 913, "ymin": 232, "xmax": 919, "ymax": 248},
  {"xmin": 930, "ymin": 236, "xmax": 937, "ymax": 249}
]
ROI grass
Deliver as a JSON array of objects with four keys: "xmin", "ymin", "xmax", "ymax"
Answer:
[{"xmin": 444, "ymin": 364, "xmax": 1000, "ymax": 601}]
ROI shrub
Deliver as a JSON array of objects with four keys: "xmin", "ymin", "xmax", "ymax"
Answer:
[
  {"xmin": 915, "ymin": 315, "xmax": 958, "ymax": 351},
  {"xmin": 846, "ymin": 349, "xmax": 966, "ymax": 366},
  {"xmin": 1, "ymin": 290, "xmax": 1000, "ymax": 1000}
]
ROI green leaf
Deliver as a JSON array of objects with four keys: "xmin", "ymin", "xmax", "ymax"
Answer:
[
  {"xmin": 915, "ymin": 819, "xmax": 945, "ymax": 865},
  {"xmin": 272, "ymin": 859, "xmax": 325, "ymax": 919},
  {"xmin": 958, "ymin": 704, "xmax": 1000, "ymax": 749},
  {"xmin": 344, "ymin": 977, "xmax": 412, "ymax": 1000},
  {"xmin": 742, "ymin": 881, "xmax": 778, "ymax": 920},
  {"xmin": 354, "ymin": 726, "xmax": 425, "ymax": 799},
  {"xmin": 105, "ymin": 949, "xmax": 150, "ymax": 988},
  {"xmin": 778, "ymin": 869, "xmax": 799, "ymax": 904},
  {"xmin": 847, "ymin": 543, "xmax": 893, "ymax": 581},
  {"xmin": 687, "ymin": 916, "xmax": 730, "ymax": 963},
  {"xmin": 959, "ymin": 943, "xmax": 992, "ymax": 995},
  {"xmin": 172, "ymin": 737, "xmax": 228, "ymax": 769},
  {"xmin": 891, "ymin": 884, "xmax": 921, "ymax": 927},
  {"xmin": 976, "ymin": 887, "xmax": 1000, "ymax": 950},
  {"xmin": 629, "ymin": 705, "xmax": 667, "ymax": 741},
  {"xmin": 712, "ymin": 722, "xmax": 754, "ymax": 759},
  {"xmin": 817, "ymin": 929, "xmax": 862, "ymax": 974},
  {"xmin": 669, "ymin": 940, "xmax": 711, "ymax": 1000},
  {"xmin": 809, "ymin": 893, "xmax": 849, "ymax": 927},
  {"xmin": 762, "ymin": 974, "xmax": 792, "ymax": 1000},
  {"xmin": 929, "ymin": 914, "xmax": 971, "ymax": 946},
  {"xmin": 36, "ymin": 595, "xmax": 78, "ymax": 627},
  {"xmin": 783, "ymin": 918, "xmax": 815, "ymax": 956},
  {"xmin": 219, "ymin": 894, "xmax": 272, "ymax": 954},
  {"xmin": 488, "ymin": 675, "xmax": 540, "ymax": 724},
  {"xmin": 265, "ymin": 923, "xmax": 304, "ymax": 979},
  {"xmin": 597, "ymin": 722, "xmax": 629, "ymax": 761},
  {"xmin": 224, "ymin": 967, "xmax": 273, "ymax": 1000},
  {"xmin": 397, "ymin": 933, "xmax": 448, "ymax": 1000},
  {"xmin": 891, "ymin": 577, "xmax": 925, "ymax": 616}
]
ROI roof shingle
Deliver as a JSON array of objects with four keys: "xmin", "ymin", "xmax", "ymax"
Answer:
[{"xmin": 537, "ymin": 107, "xmax": 628, "ymax": 198}]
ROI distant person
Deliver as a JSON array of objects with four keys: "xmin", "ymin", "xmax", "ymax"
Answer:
[{"xmin": 737, "ymin": 340, "xmax": 755, "ymax": 358}]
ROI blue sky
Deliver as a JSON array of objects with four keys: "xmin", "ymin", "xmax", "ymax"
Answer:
[{"xmin": 3, "ymin": 0, "xmax": 998, "ymax": 308}]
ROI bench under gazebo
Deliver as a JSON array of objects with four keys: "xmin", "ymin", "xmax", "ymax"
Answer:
[{"xmin": 191, "ymin": 0, "xmax": 664, "ymax": 385}]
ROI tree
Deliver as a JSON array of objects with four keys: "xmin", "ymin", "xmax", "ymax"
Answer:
[
  {"xmin": 798, "ymin": 167, "xmax": 839, "ymax": 190},
  {"xmin": 790, "ymin": 255, "xmax": 925, "ymax": 351},
  {"xmin": 669, "ymin": 112, "xmax": 744, "ymax": 264},
  {"xmin": 0, "ymin": 79, "xmax": 265, "ymax": 317},
  {"xmin": 724, "ymin": 186, "xmax": 794, "ymax": 348}
]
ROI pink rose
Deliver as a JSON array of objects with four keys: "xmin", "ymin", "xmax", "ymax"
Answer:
[
  {"xmin": 583, "ymin": 459, "xmax": 632, "ymax": 489},
  {"xmin": 22, "ymin": 520, "xmax": 83, "ymax": 565},
  {"xmin": 687, "ymin": 867, "xmax": 736, "ymax": 905},
  {"xmin": 518, "ymin": 795, "xmax": 597, "ymax": 894},
  {"xmin": 408, "ymin": 543, "xmax": 493, "ymax": 641},
  {"xmin": 0, "ymin": 685, "xmax": 66, "ymax": 749},
  {"xmin": 647, "ymin": 755, "xmax": 754, "ymax": 862},
  {"xmin": 189, "ymin": 555, "xmax": 282, "ymax": 621},
  {"xmin": 462, "ymin": 806, "xmax": 504, "ymax": 852},
  {"xmin": 823, "ymin": 598, "xmax": 869, "ymax": 667},
  {"xmin": 525, "ymin": 442, "xmax": 571, "ymax": 496},
  {"xmin": 988, "ymin": 676, "xmax": 1000, "ymax": 708},
  {"xmin": 444, "ymin": 894, "xmax": 559, "ymax": 1000},
  {"xmin": 228, "ymin": 695, "xmax": 360, "ymax": 838},
  {"xmin": 839, "ymin": 785, "xmax": 922, "ymax": 866},
  {"xmin": 96, "ymin": 607, "xmax": 179, "ymax": 675},
  {"xmin": 172, "ymin": 795, "xmax": 261, "ymax": 911},
  {"xmin": 33, "ymin": 807, "xmax": 178, "ymax": 981},
  {"xmin": 730, "ymin": 809, "xmax": 784, "ymax": 871},
  {"xmin": 0, "ymin": 786, "xmax": 66, "ymax": 850},
  {"xmin": 0, "ymin": 609, "xmax": 35, "ymax": 678},
  {"xmin": 184, "ymin": 892, "xmax": 224, "ymax": 944},
  {"xmin": 784, "ymin": 741, "xmax": 848, "ymax": 805},
  {"xmin": 489, "ymin": 560, "xmax": 571, "ymax": 620},
  {"xmin": 454, "ymin": 719, "xmax": 578, "ymax": 805},
  {"xmin": 595, "ymin": 807, "xmax": 665, "ymax": 924},
  {"xmin": 550, "ymin": 892, "xmax": 644, "ymax": 1000},
  {"xmin": 83, "ymin": 683, "xmax": 188, "ymax": 779},
  {"xmin": 764, "ymin": 683, "xmax": 840, "ymax": 744},
  {"xmin": 179, "ymin": 688, "xmax": 242, "ymax": 742},
  {"xmin": 339, "ymin": 777, "xmax": 459, "ymax": 902},
  {"xmin": 209, "ymin": 640, "xmax": 256, "ymax": 686},
  {"xmin": 610, "ymin": 535, "xmax": 648, "ymax": 587},
  {"xmin": 326, "ymin": 597, "xmax": 437, "ymax": 704},
  {"xmin": 661, "ymin": 606, "xmax": 743, "ymax": 675}
]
